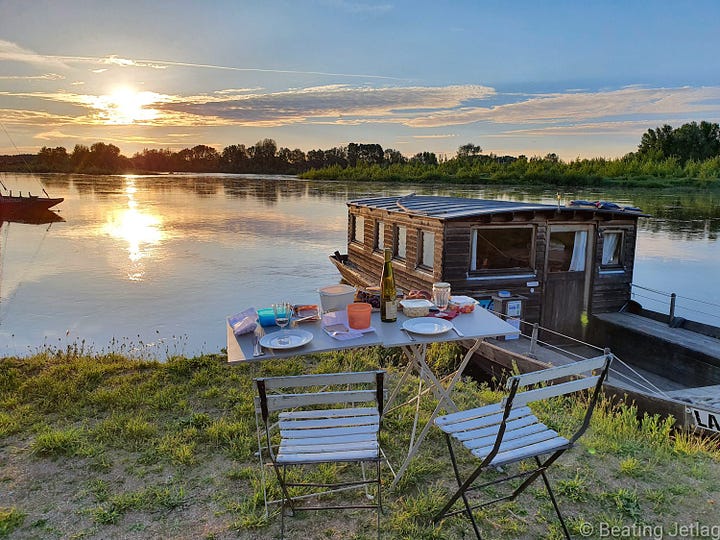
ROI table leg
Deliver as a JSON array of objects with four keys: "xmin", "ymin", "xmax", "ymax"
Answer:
[{"xmin": 389, "ymin": 339, "xmax": 483, "ymax": 489}]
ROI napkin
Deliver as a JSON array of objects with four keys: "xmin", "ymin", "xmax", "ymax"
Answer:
[
  {"xmin": 321, "ymin": 310, "xmax": 375, "ymax": 340},
  {"xmin": 429, "ymin": 308, "xmax": 459, "ymax": 320},
  {"xmin": 228, "ymin": 308, "xmax": 258, "ymax": 336}
]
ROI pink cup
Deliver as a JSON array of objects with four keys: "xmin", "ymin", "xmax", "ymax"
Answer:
[{"xmin": 347, "ymin": 302, "xmax": 372, "ymax": 329}]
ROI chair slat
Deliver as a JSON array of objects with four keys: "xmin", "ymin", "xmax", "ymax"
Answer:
[
  {"xmin": 452, "ymin": 414, "xmax": 539, "ymax": 442},
  {"xmin": 258, "ymin": 370, "xmax": 382, "ymax": 390},
  {"xmin": 279, "ymin": 407, "xmax": 377, "ymax": 420},
  {"xmin": 283, "ymin": 431, "xmax": 378, "ymax": 447},
  {"xmin": 507, "ymin": 375, "xmax": 600, "ymax": 409},
  {"xmin": 467, "ymin": 426, "xmax": 560, "ymax": 456},
  {"xmin": 265, "ymin": 389, "xmax": 377, "ymax": 412},
  {"xmin": 281, "ymin": 423, "xmax": 379, "ymax": 439},
  {"xmin": 472, "ymin": 436, "xmax": 570, "ymax": 467},
  {"xmin": 435, "ymin": 406, "xmax": 534, "ymax": 434},
  {"xmin": 508, "ymin": 355, "xmax": 609, "ymax": 389},
  {"xmin": 280, "ymin": 439, "xmax": 378, "ymax": 454},
  {"xmin": 277, "ymin": 448, "xmax": 380, "ymax": 464},
  {"xmin": 460, "ymin": 422, "xmax": 548, "ymax": 450},
  {"xmin": 280, "ymin": 414, "xmax": 379, "ymax": 430},
  {"xmin": 435, "ymin": 402, "xmax": 504, "ymax": 426}
]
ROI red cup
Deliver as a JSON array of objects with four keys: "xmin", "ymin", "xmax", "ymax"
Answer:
[{"xmin": 347, "ymin": 302, "xmax": 372, "ymax": 329}]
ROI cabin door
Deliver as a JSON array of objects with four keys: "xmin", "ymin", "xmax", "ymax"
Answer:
[{"xmin": 541, "ymin": 225, "xmax": 593, "ymax": 340}]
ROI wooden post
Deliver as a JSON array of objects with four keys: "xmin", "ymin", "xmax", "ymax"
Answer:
[
  {"xmin": 528, "ymin": 323, "xmax": 539, "ymax": 358},
  {"xmin": 669, "ymin": 293, "xmax": 676, "ymax": 326}
]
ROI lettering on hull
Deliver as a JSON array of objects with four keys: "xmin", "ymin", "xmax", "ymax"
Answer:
[{"xmin": 688, "ymin": 408, "xmax": 720, "ymax": 433}]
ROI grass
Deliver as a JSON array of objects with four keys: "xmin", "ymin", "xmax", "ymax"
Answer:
[{"xmin": 1, "ymin": 345, "xmax": 719, "ymax": 539}]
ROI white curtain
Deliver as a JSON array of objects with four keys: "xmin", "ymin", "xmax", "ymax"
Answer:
[
  {"xmin": 602, "ymin": 232, "xmax": 619, "ymax": 265},
  {"xmin": 569, "ymin": 231, "xmax": 587, "ymax": 271}
]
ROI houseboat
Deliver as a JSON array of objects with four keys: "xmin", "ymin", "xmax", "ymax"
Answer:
[
  {"xmin": 330, "ymin": 194, "xmax": 720, "ymax": 433},
  {"xmin": 331, "ymin": 194, "xmax": 643, "ymax": 341}
]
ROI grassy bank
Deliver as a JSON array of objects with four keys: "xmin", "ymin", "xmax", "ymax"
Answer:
[
  {"xmin": 299, "ymin": 162, "xmax": 720, "ymax": 189},
  {"xmin": 1, "ymin": 346, "xmax": 718, "ymax": 539}
]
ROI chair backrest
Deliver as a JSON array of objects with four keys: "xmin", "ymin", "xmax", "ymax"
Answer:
[
  {"xmin": 502, "ymin": 354, "xmax": 612, "ymax": 410},
  {"xmin": 255, "ymin": 370, "xmax": 385, "ymax": 424}
]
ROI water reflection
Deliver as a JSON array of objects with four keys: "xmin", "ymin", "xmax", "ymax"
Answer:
[
  {"xmin": 1, "ymin": 172, "xmax": 718, "ymax": 357},
  {"xmin": 102, "ymin": 179, "xmax": 164, "ymax": 280}
]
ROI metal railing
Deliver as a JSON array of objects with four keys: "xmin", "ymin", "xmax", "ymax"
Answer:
[
  {"xmin": 483, "ymin": 307, "xmax": 671, "ymax": 398},
  {"xmin": 631, "ymin": 284, "xmax": 720, "ymax": 327}
]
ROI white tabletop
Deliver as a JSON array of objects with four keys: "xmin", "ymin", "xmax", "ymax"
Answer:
[{"xmin": 227, "ymin": 307, "xmax": 519, "ymax": 363}]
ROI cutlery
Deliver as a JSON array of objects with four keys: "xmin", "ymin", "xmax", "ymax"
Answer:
[
  {"xmin": 402, "ymin": 328, "xmax": 416, "ymax": 342},
  {"xmin": 450, "ymin": 325, "xmax": 464, "ymax": 337}
]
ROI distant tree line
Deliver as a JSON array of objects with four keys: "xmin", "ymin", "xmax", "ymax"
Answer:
[
  {"xmin": 0, "ymin": 139, "xmax": 439, "ymax": 175},
  {"xmin": 0, "ymin": 121, "xmax": 718, "ymax": 186}
]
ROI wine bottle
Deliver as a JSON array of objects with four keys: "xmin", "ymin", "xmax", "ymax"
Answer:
[{"xmin": 380, "ymin": 248, "xmax": 397, "ymax": 322}]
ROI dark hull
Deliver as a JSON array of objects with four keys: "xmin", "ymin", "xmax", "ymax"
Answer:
[
  {"xmin": 329, "ymin": 253, "xmax": 375, "ymax": 289},
  {"xmin": 0, "ymin": 196, "xmax": 64, "ymax": 224}
]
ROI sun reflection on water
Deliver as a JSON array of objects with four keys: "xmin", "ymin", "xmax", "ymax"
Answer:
[{"xmin": 103, "ymin": 180, "xmax": 164, "ymax": 280}]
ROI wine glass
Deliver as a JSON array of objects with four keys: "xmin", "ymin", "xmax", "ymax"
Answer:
[
  {"xmin": 272, "ymin": 302, "xmax": 293, "ymax": 344},
  {"xmin": 432, "ymin": 282, "xmax": 451, "ymax": 315}
]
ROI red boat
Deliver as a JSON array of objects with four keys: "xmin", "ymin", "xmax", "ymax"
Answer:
[{"xmin": 0, "ymin": 193, "xmax": 63, "ymax": 212}]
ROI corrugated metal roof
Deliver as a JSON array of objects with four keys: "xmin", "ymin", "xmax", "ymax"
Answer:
[{"xmin": 347, "ymin": 194, "xmax": 646, "ymax": 219}]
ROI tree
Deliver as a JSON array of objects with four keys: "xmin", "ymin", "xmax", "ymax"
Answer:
[
  {"xmin": 383, "ymin": 148, "xmax": 406, "ymax": 165},
  {"xmin": 70, "ymin": 144, "xmax": 90, "ymax": 171},
  {"xmin": 36, "ymin": 146, "xmax": 69, "ymax": 171},
  {"xmin": 250, "ymin": 139, "xmax": 278, "ymax": 172},
  {"xmin": 221, "ymin": 144, "xmax": 249, "ymax": 173},
  {"xmin": 457, "ymin": 143, "xmax": 482, "ymax": 159},
  {"xmin": 409, "ymin": 151, "xmax": 438, "ymax": 166}
]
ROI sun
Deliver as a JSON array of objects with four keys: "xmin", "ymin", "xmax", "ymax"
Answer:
[{"xmin": 96, "ymin": 86, "xmax": 161, "ymax": 125}]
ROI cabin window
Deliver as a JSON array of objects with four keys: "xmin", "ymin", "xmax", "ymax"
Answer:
[
  {"xmin": 419, "ymin": 230, "xmax": 434, "ymax": 269},
  {"xmin": 394, "ymin": 225, "xmax": 407, "ymax": 259},
  {"xmin": 548, "ymin": 230, "xmax": 587, "ymax": 272},
  {"xmin": 352, "ymin": 215, "xmax": 364, "ymax": 243},
  {"xmin": 601, "ymin": 231, "xmax": 623, "ymax": 266},
  {"xmin": 471, "ymin": 227, "xmax": 534, "ymax": 273},
  {"xmin": 375, "ymin": 221, "xmax": 385, "ymax": 250}
]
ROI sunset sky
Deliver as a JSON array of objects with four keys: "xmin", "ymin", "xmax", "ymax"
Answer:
[{"xmin": 1, "ymin": 0, "xmax": 720, "ymax": 160}]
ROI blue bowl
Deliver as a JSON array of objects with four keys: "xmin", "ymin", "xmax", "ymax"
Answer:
[{"xmin": 257, "ymin": 308, "xmax": 277, "ymax": 327}]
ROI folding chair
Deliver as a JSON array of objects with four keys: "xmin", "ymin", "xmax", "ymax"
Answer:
[
  {"xmin": 433, "ymin": 354, "xmax": 612, "ymax": 539},
  {"xmin": 255, "ymin": 370, "xmax": 385, "ymax": 539}
]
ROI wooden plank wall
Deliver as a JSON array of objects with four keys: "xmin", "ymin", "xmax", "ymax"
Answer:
[
  {"xmin": 347, "ymin": 207, "xmax": 444, "ymax": 292},
  {"xmin": 345, "ymin": 206, "xmax": 640, "ymax": 330}
]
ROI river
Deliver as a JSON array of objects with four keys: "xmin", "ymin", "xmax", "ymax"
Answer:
[{"xmin": 1, "ymin": 173, "xmax": 718, "ymax": 358}]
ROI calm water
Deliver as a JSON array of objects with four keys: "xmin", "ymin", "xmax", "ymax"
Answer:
[{"xmin": 1, "ymin": 173, "xmax": 718, "ymax": 358}]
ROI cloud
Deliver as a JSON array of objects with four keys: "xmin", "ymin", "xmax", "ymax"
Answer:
[
  {"xmin": 412, "ymin": 134, "xmax": 458, "ymax": 139},
  {"xmin": 0, "ymin": 40, "xmax": 403, "ymax": 81},
  {"xmin": 156, "ymin": 84, "xmax": 496, "ymax": 126},
  {"xmin": 405, "ymin": 86, "xmax": 720, "ymax": 127},
  {"xmin": 0, "ymin": 73, "xmax": 64, "ymax": 81},
  {"xmin": 0, "ymin": 40, "xmax": 68, "ymax": 68}
]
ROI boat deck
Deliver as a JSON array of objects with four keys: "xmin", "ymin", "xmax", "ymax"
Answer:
[
  {"xmin": 487, "ymin": 337, "xmax": 686, "ymax": 395},
  {"xmin": 594, "ymin": 312, "xmax": 720, "ymax": 360},
  {"xmin": 666, "ymin": 385, "xmax": 720, "ymax": 409}
]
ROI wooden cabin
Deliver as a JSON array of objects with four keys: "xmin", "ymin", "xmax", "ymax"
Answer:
[{"xmin": 330, "ymin": 194, "xmax": 645, "ymax": 340}]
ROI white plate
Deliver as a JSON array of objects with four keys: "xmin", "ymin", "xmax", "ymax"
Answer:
[
  {"xmin": 402, "ymin": 317, "xmax": 453, "ymax": 335},
  {"xmin": 259, "ymin": 329, "xmax": 313, "ymax": 349}
]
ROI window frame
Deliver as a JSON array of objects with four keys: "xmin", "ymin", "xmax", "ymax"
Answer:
[
  {"xmin": 599, "ymin": 229, "xmax": 625, "ymax": 270},
  {"xmin": 417, "ymin": 229, "xmax": 435, "ymax": 270},
  {"xmin": 469, "ymin": 225, "xmax": 536, "ymax": 277},
  {"xmin": 351, "ymin": 214, "xmax": 365, "ymax": 244},
  {"xmin": 374, "ymin": 220, "xmax": 385, "ymax": 251},
  {"xmin": 394, "ymin": 224, "xmax": 407, "ymax": 260}
]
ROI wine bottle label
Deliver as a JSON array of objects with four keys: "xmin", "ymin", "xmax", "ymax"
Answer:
[{"xmin": 385, "ymin": 300, "xmax": 397, "ymax": 320}]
